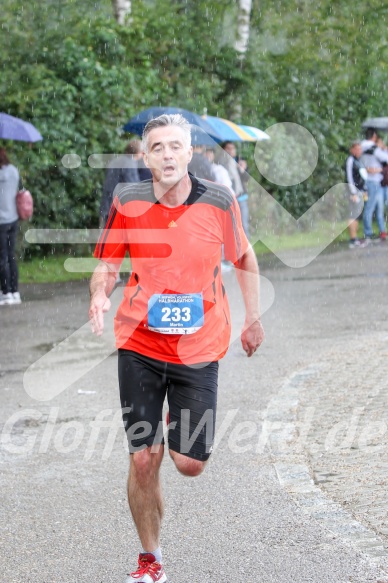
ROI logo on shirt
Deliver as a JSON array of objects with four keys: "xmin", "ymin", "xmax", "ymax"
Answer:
[{"xmin": 168, "ymin": 220, "xmax": 178, "ymax": 228}]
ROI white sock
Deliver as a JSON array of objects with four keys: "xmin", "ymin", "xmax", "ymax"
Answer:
[{"xmin": 143, "ymin": 547, "xmax": 162, "ymax": 564}]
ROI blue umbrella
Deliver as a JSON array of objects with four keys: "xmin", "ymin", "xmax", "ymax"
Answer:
[
  {"xmin": 123, "ymin": 107, "xmax": 218, "ymax": 146},
  {"xmin": 0, "ymin": 112, "xmax": 43, "ymax": 142}
]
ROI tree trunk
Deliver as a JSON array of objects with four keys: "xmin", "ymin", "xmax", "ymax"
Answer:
[
  {"xmin": 230, "ymin": 0, "xmax": 252, "ymax": 122},
  {"xmin": 235, "ymin": 0, "xmax": 252, "ymax": 58},
  {"xmin": 111, "ymin": 0, "xmax": 132, "ymax": 25}
]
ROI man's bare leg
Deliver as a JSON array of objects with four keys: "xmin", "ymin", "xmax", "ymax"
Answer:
[
  {"xmin": 169, "ymin": 450, "xmax": 206, "ymax": 477},
  {"xmin": 127, "ymin": 445, "xmax": 165, "ymax": 551}
]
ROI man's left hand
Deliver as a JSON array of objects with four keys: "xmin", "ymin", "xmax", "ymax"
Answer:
[{"xmin": 241, "ymin": 319, "xmax": 265, "ymax": 357}]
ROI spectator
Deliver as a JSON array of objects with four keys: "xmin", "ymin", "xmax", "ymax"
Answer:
[
  {"xmin": 204, "ymin": 148, "xmax": 232, "ymax": 189},
  {"xmin": 188, "ymin": 145, "xmax": 216, "ymax": 181},
  {"xmin": 376, "ymin": 137, "xmax": 388, "ymax": 208},
  {"xmin": 237, "ymin": 157, "xmax": 250, "ymax": 239},
  {"xmin": 126, "ymin": 139, "xmax": 152, "ymax": 182},
  {"xmin": 218, "ymin": 142, "xmax": 250, "ymax": 237},
  {"xmin": 345, "ymin": 141, "xmax": 368, "ymax": 249},
  {"xmin": 0, "ymin": 148, "xmax": 21, "ymax": 306},
  {"xmin": 218, "ymin": 142, "xmax": 243, "ymax": 196},
  {"xmin": 99, "ymin": 143, "xmax": 140, "ymax": 284},
  {"xmin": 99, "ymin": 144, "xmax": 140, "ymax": 228},
  {"xmin": 360, "ymin": 128, "xmax": 388, "ymax": 241}
]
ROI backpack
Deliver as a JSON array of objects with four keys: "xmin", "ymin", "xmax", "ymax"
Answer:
[
  {"xmin": 363, "ymin": 144, "xmax": 377, "ymax": 155},
  {"xmin": 16, "ymin": 188, "xmax": 33, "ymax": 220}
]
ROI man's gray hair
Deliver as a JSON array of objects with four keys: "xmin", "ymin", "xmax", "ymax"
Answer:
[{"xmin": 142, "ymin": 114, "xmax": 192, "ymax": 152}]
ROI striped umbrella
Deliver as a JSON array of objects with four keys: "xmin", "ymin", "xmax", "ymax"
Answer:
[
  {"xmin": 124, "ymin": 108, "xmax": 269, "ymax": 144},
  {"xmin": 202, "ymin": 115, "xmax": 270, "ymax": 142}
]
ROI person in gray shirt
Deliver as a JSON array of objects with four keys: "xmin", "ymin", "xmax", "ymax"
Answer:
[
  {"xmin": 218, "ymin": 142, "xmax": 250, "ymax": 238},
  {"xmin": 0, "ymin": 148, "xmax": 21, "ymax": 305}
]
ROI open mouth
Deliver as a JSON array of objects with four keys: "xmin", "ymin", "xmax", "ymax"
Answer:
[{"xmin": 163, "ymin": 165, "xmax": 175, "ymax": 174}]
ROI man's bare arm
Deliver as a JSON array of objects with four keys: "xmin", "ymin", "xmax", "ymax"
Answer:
[
  {"xmin": 89, "ymin": 260, "xmax": 119, "ymax": 336},
  {"xmin": 234, "ymin": 247, "xmax": 265, "ymax": 357}
]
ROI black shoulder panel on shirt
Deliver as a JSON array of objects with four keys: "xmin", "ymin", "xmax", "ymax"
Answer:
[
  {"xmin": 117, "ymin": 180, "xmax": 155, "ymax": 205},
  {"xmin": 191, "ymin": 178, "xmax": 235, "ymax": 211},
  {"xmin": 116, "ymin": 176, "xmax": 234, "ymax": 211}
]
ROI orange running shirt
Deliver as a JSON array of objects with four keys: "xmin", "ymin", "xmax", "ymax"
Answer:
[{"xmin": 94, "ymin": 175, "xmax": 250, "ymax": 365}]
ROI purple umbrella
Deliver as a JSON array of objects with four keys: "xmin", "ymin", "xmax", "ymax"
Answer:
[{"xmin": 0, "ymin": 113, "xmax": 43, "ymax": 142}]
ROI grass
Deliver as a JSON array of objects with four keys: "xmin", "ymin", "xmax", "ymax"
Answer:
[
  {"xmin": 19, "ymin": 255, "xmax": 90, "ymax": 284},
  {"xmin": 19, "ymin": 254, "xmax": 133, "ymax": 284},
  {"xmin": 252, "ymin": 222, "xmax": 351, "ymax": 256}
]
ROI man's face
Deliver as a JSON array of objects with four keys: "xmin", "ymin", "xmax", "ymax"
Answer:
[
  {"xmin": 143, "ymin": 125, "xmax": 193, "ymax": 187},
  {"xmin": 224, "ymin": 143, "xmax": 236, "ymax": 158}
]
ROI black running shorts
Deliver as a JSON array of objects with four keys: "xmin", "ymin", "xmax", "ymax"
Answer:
[{"xmin": 118, "ymin": 349, "xmax": 219, "ymax": 461}]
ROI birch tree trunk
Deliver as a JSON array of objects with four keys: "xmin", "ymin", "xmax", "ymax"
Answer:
[
  {"xmin": 112, "ymin": 0, "xmax": 132, "ymax": 25},
  {"xmin": 235, "ymin": 0, "xmax": 252, "ymax": 58},
  {"xmin": 230, "ymin": 0, "xmax": 252, "ymax": 121}
]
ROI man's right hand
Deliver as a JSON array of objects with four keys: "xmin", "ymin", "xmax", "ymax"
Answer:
[{"xmin": 89, "ymin": 291, "xmax": 111, "ymax": 336}]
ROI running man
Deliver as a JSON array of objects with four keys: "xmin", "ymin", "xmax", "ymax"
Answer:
[{"xmin": 89, "ymin": 114, "xmax": 265, "ymax": 583}]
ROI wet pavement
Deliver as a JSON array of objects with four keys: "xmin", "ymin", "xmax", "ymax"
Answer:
[{"xmin": 0, "ymin": 241, "xmax": 388, "ymax": 582}]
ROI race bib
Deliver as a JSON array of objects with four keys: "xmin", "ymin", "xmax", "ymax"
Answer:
[{"xmin": 148, "ymin": 293, "xmax": 204, "ymax": 334}]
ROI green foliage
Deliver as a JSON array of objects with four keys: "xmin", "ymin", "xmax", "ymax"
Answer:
[
  {"xmin": 1, "ymin": 0, "xmax": 387, "ymax": 248},
  {"xmin": 246, "ymin": 0, "xmax": 388, "ymax": 216}
]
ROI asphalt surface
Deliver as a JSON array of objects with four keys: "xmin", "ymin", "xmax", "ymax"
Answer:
[{"xmin": 1, "ymin": 241, "xmax": 387, "ymax": 583}]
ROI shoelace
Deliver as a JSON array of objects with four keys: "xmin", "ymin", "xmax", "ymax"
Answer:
[{"xmin": 130, "ymin": 557, "xmax": 161, "ymax": 579}]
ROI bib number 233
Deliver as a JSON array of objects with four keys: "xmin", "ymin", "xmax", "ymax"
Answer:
[{"xmin": 148, "ymin": 293, "xmax": 204, "ymax": 334}]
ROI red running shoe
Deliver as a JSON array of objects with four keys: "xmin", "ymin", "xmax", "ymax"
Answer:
[{"xmin": 126, "ymin": 553, "xmax": 167, "ymax": 582}]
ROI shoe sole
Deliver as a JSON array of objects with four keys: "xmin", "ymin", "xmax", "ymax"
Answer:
[{"xmin": 126, "ymin": 574, "xmax": 167, "ymax": 583}]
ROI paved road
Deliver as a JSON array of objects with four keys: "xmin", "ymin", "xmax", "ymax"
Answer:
[{"xmin": 0, "ymin": 242, "xmax": 387, "ymax": 583}]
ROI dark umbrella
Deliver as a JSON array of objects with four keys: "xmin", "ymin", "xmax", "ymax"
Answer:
[
  {"xmin": 123, "ymin": 107, "xmax": 218, "ymax": 146},
  {"xmin": 361, "ymin": 117, "xmax": 388, "ymax": 132},
  {"xmin": 0, "ymin": 112, "xmax": 43, "ymax": 142}
]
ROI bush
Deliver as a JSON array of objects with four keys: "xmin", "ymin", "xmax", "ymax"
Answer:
[{"xmin": 1, "ymin": 0, "xmax": 387, "ymax": 253}]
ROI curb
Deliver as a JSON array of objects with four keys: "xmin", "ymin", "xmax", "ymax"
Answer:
[{"xmin": 263, "ymin": 365, "xmax": 388, "ymax": 575}]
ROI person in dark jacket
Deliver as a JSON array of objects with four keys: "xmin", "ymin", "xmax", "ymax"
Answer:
[
  {"xmin": 99, "ymin": 144, "xmax": 140, "ymax": 227},
  {"xmin": 345, "ymin": 141, "xmax": 368, "ymax": 248},
  {"xmin": 126, "ymin": 139, "xmax": 153, "ymax": 182},
  {"xmin": 188, "ymin": 145, "xmax": 216, "ymax": 181},
  {"xmin": 0, "ymin": 148, "xmax": 21, "ymax": 305}
]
